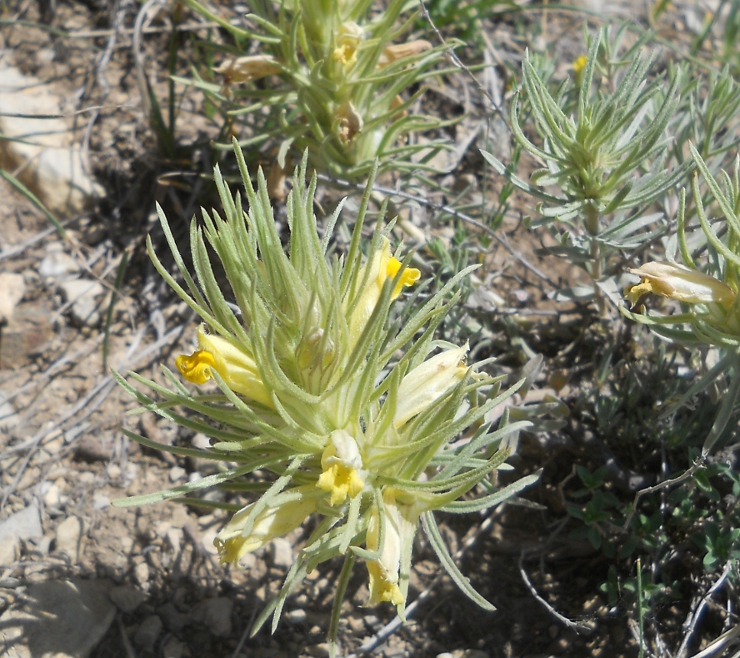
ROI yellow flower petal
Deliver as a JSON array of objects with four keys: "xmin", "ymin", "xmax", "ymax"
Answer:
[
  {"xmin": 346, "ymin": 238, "xmax": 420, "ymax": 347},
  {"xmin": 386, "ymin": 257, "xmax": 421, "ymax": 299},
  {"xmin": 175, "ymin": 350, "xmax": 217, "ymax": 385},
  {"xmin": 176, "ymin": 326, "xmax": 273, "ymax": 407},
  {"xmin": 365, "ymin": 488, "xmax": 418, "ymax": 608},
  {"xmin": 625, "ymin": 262, "xmax": 735, "ymax": 307},
  {"xmin": 316, "ymin": 430, "xmax": 365, "ymax": 505},
  {"xmin": 394, "ymin": 344, "xmax": 469, "ymax": 428}
]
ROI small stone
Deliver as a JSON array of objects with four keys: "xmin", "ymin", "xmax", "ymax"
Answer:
[
  {"xmin": 43, "ymin": 483, "xmax": 62, "ymax": 508},
  {"xmin": 170, "ymin": 506, "xmax": 189, "ymax": 529},
  {"xmin": 158, "ymin": 602, "xmax": 184, "ymax": 632},
  {"xmin": 134, "ymin": 561, "xmax": 150, "ymax": 586},
  {"xmin": 38, "ymin": 245, "xmax": 79, "ymax": 280},
  {"xmin": 59, "ymin": 279, "xmax": 104, "ymax": 326},
  {"xmin": 92, "ymin": 494, "xmax": 110, "ymax": 510},
  {"xmin": 270, "ymin": 538, "xmax": 293, "ymax": 568},
  {"xmin": 0, "ymin": 579, "xmax": 114, "ymax": 657},
  {"xmin": 37, "ymin": 533, "xmax": 54, "ymax": 556},
  {"xmin": 0, "ymin": 65, "xmax": 104, "ymax": 214},
  {"xmin": 163, "ymin": 636, "xmax": 184, "ymax": 658},
  {"xmin": 285, "ymin": 609, "xmax": 307, "ymax": 625},
  {"xmin": 0, "ymin": 273, "xmax": 25, "ymax": 323},
  {"xmin": 165, "ymin": 527, "xmax": 183, "ymax": 552},
  {"xmin": 0, "ymin": 302, "xmax": 53, "ymax": 369},
  {"xmin": 109, "ymin": 585, "xmax": 146, "ymax": 614},
  {"xmin": 347, "ymin": 616, "xmax": 364, "ymax": 633},
  {"xmin": 0, "ymin": 504, "xmax": 42, "ymax": 545},
  {"xmin": 169, "ymin": 466, "xmax": 187, "ymax": 482},
  {"xmin": 54, "ymin": 516, "xmax": 82, "ymax": 561},
  {"xmin": 200, "ymin": 529, "xmax": 219, "ymax": 555},
  {"xmin": 191, "ymin": 433, "xmax": 211, "ymax": 450},
  {"xmin": 133, "ymin": 614, "xmax": 162, "ymax": 651},
  {"xmin": 240, "ymin": 552, "xmax": 257, "ymax": 569},
  {"xmin": 190, "ymin": 597, "xmax": 233, "ymax": 637},
  {"xmin": 0, "ymin": 536, "xmax": 19, "ymax": 566},
  {"xmin": 364, "ymin": 615, "xmax": 379, "ymax": 628},
  {"xmin": 306, "ymin": 643, "xmax": 331, "ymax": 658},
  {"xmin": 511, "ymin": 289, "xmax": 529, "ymax": 304}
]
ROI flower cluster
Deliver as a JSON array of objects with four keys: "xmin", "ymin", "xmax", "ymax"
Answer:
[{"xmin": 115, "ymin": 144, "xmax": 533, "ymax": 648}]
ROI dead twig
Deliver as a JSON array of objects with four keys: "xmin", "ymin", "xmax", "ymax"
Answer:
[
  {"xmin": 518, "ymin": 550, "xmax": 594, "ymax": 635},
  {"xmin": 133, "ymin": 0, "xmax": 168, "ymax": 119},
  {"xmin": 676, "ymin": 559, "xmax": 736, "ymax": 658},
  {"xmin": 621, "ymin": 457, "xmax": 707, "ymax": 532},
  {"xmin": 417, "ymin": 0, "xmax": 510, "ymax": 129},
  {"xmin": 316, "ymin": 173, "xmax": 557, "ymax": 287},
  {"xmin": 0, "ymin": 318, "xmax": 189, "ymax": 511}
]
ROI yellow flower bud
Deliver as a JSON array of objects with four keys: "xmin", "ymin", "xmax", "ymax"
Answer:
[
  {"xmin": 624, "ymin": 262, "xmax": 736, "ymax": 308},
  {"xmin": 347, "ymin": 238, "xmax": 420, "ymax": 347},
  {"xmin": 317, "ymin": 430, "xmax": 365, "ymax": 505},
  {"xmin": 175, "ymin": 326, "xmax": 273, "ymax": 407},
  {"xmin": 572, "ymin": 55, "xmax": 588, "ymax": 76},
  {"xmin": 394, "ymin": 344, "xmax": 469, "ymax": 428},
  {"xmin": 214, "ymin": 487, "xmax": 317, "ymax": 565}
]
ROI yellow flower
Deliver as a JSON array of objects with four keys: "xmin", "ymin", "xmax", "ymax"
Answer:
[
  {"xmin": 365, "ymin": 488, "xmax": 416, "ymax": 607},
  {"xmin": 572, "ymin": 55, "xmax": 588, "ymax": 76},
  {"xmin": 332, "ymin": 22, "xmax": 364, "ymax": 68},
  {"xmin": 317, "ymin": 430, "xmax": 365, "ymax": 505},
  {"xmin": 214, "ymin": 487, "xmax": 317, "ymax": 565},
  {"xmin": 624, "ymin": 262, "xmax": 736, "ymax": 308},
  {"xmin": 394, "ymin": 344, "xmax": 469, "ymax": 428},
  {"xmin": 347, "ymin": 238, "xmax": 420, "ymax": 347},
  {"xmin": 175, "ymin": 326, "xmax": 273, "ymax": 407}
]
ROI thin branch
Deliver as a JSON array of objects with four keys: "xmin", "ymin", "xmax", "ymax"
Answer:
[
  {"xmin": 417, "ymin": 0, "xmax": 510, "ymax": 129},
  {"xmin": 518, "ymin": 550, "xmax": 594, "ymax": 635},
  {"xmin": 676, "ymin": 559, "xmax": 735, "ymax": 658},
  {"xmin": 0, "ymin": 318, "xmax": 189, "ymax": 511},
  {"xmin": 316, "ymin": 173, "xmax": 559, "ymax": 288}
]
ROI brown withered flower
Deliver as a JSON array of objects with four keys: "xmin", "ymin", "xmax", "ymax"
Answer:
[
  {"xmin": 214, "ymin": 55, "xmax": 281, "ymax": 85},
  {"xmin": 378, "ymin": 40, "xmax": 432, "ymax": 68},
  {"xmin": 335, "ymin": 101, "xmax": 364, "ymax": 143}
]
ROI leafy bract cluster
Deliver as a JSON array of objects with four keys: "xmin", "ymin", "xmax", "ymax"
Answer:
[
  {"xmin": 485, "ymin": 28, "xmax": 689, "ymax": 226},
  {"xmin": 114, "ymin": 143, "xmax": 536, "ymax": 648},
  {"xmin": 180, "ymin": 0, "xmax": 459, "ymax": 180},
  {"xmin": 483, "ymin": 28, "xmax": 693, "ymax": 309}
]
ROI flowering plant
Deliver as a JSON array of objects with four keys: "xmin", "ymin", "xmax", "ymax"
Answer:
[
  {"xmin": 179, "ymin": 0, "xmax": 459, "ymax": 181},
  {"xmin": 622, "ymin": 146, "xmax": 740, "ymax": 455},
  {"xmin": 114, "ymin": 142, "xmax": 537, "ymax": 650},
  {"xmin": 482, "ymin": 27, "xmax": 690, "ymax": 312}
]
